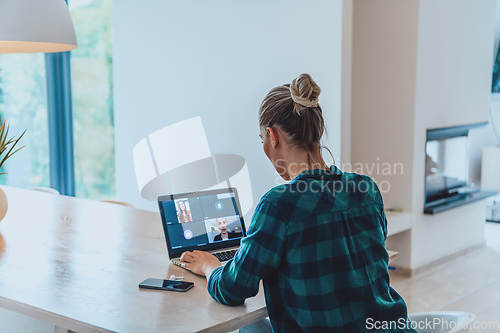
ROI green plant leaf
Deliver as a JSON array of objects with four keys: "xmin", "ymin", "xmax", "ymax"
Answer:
[{"xmin": 0, "ymin": 120, "xmax": 27, "ymax": 171}]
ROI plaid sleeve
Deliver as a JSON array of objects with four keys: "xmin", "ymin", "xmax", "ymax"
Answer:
[
  {"xmin": 371, "ymin": 178, "xmax": 388, "ymax": 240},
  {"xmin": 380, "ymin": 208, "xmax": 388, "ymax": 240},
  {"xmin": 207, "ymin": 196, "xmax": 287, "ymax": 305}
]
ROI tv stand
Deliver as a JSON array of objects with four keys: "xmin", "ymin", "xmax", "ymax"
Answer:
[{"xmin": 424, "ymin": 191, "xmax": 497, "ymax": 214}]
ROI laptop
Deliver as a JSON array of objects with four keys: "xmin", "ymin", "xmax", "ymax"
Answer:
[{"xmin": 158, "ymin": 187, "xmax": 247, "ymax": 267}]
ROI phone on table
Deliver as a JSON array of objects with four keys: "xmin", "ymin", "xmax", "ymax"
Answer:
[{"xmin": 139, "ymin": 278, "xmax": 194, "ymax": 292}]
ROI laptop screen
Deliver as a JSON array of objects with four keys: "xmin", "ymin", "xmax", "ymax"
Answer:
[{"xmin": 158, "ymin": 188, "xmax": 247, "ymax": 258}]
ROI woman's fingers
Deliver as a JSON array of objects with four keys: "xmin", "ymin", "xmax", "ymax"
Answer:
[{"xmin": 180, "ymin": 251, "xmax": 196, "ymax": 262}]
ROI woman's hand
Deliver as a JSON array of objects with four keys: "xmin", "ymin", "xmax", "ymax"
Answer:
[{"xmin": 179, "ymin": 250, "xmax": 222, "ymax": 277}]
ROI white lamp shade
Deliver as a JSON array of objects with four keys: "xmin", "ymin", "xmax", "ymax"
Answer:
[{"xmin": 0, "ymin": 0, "xmax": 77, "ymax": 54}]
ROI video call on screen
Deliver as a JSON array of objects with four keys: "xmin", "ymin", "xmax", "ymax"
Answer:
[{"xmin": 160, "ymin": 192, "xmax": 244, "ymax": 249}]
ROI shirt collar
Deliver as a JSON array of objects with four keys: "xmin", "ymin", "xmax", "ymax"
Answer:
[{"xmin": 291, "ymin": 165, "xmax": 343, "ymax": 182}]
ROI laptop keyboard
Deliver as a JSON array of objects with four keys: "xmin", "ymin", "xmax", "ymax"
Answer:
[{"xmin": 213, "ymin": 249, "xmax": 237, "ymax": 262}]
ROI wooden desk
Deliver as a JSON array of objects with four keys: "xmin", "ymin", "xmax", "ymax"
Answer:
[{"xmin": 0, "ymin": 186, "xmax": 267, "ymax": 333}]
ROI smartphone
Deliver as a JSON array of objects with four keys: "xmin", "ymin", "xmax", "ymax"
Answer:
[{"xmin": 139, "ymin": 278, "xmax": 194, "ymax": 292}]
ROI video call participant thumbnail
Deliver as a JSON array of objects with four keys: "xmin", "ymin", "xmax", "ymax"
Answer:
[
  {"xmin": 204, "ymin": 216, "xmax": 243, "ymax": 243},
  {"xmin": 213, "ymin": 217, "xmax": 243, "ymax": 242},
  {"xmin": 175, "ymin": 200, "xmax": 192, "ymax": 223}
]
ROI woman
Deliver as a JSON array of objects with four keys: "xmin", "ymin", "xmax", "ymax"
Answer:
[{"xmin": 180, "ymin": 74, "xmax": 413, "ymax": 332}]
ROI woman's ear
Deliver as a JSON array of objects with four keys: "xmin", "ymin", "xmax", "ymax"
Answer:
[{"xmin": 267, "ymin": 127, "xmax": 279, "ymax": 149}]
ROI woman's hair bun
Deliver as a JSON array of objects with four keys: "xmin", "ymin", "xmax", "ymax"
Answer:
[{"xmin": 289, "ymin": 73, "xmax": 321, "ymax": 112}]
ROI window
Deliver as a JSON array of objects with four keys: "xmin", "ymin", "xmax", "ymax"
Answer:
[
  {"xmin": 70, "ymin": 0, "xmax": 115, "ymax": 199},
  {"xmin": 0, "ymin": 0, "xmax": 115, "ymax": 200},
  {"xmin": 0, "ymin": 54, "xmax": 50, "ymax": 188}
]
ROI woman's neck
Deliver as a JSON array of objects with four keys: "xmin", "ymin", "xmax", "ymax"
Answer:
[{"xmin": 285, "ymin": 147, "xmax": 329, "ymax": 180}]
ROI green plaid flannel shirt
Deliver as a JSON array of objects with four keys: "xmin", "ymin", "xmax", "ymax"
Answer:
[{"xmin": 208, "ymin": 166, "xmax": 413, "ymax": 332}]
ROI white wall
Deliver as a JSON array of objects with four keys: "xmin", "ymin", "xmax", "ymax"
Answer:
[
  {"xmin": 112, "ymin": 0, "xmax": 343, "ymax": 210},
  {"xmin": 351, "ymin": 0, "xmax": 497, "ymax": 271},
  {"xmin": 351, "ymin": 0, "xmax": 420, "ymax": 212},
  {"xmin": 470, "ymin": 0, "xmax": 500, "ymax": 186},
  {"xmin": 494, "ymin": 0, "xmax": 500, "ymax": 53},
  {"xmin": 469, "ymin": 0, "xmax": 500, "ymax": 201},
  {"xmin": 409, "ymin": 0, "xmax": 496, "ymax": 269},
  {"xmin": 412, "ymin": 0, "xmax": 495, "ymax": 209},
  {"xmin": 340, "ymin": 0, "xmax": 353, "ymax": 164}
]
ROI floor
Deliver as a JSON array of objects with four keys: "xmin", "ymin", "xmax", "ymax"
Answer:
[{"xmin": 390, "ymin": 222, "xmax": 500, "ymax": 332}]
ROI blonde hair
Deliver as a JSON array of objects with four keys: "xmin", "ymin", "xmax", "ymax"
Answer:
[{"xmin": 259, "ymin": 73, "xmax": 325, "ymax": 152}]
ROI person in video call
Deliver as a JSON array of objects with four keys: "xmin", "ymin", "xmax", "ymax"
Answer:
[
  {"xmin": 179, "ymin": 74, "xmax": 414, "ymax": 332},
  {"xmin": 213, "ymin": 218, "xmax": 242, "ymax": 241},
  {"xmin": 176, "ymin": 200, "xmax": 192, "ymax": 223}
]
